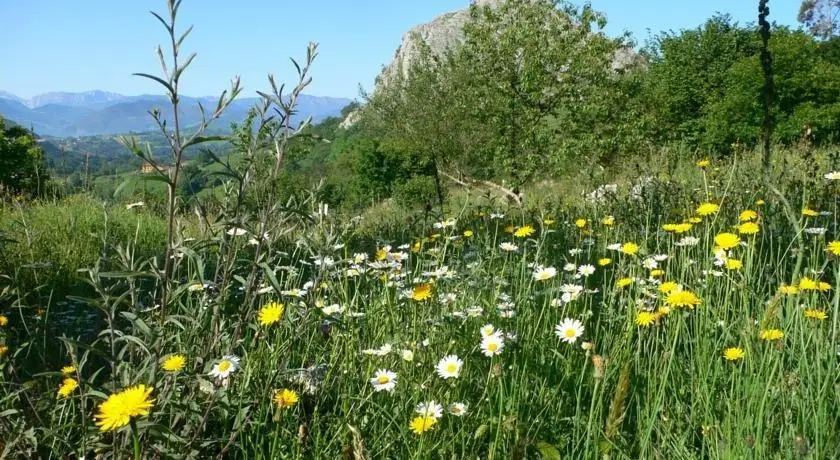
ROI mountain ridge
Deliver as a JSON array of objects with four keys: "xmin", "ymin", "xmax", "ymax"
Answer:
[{"xmin": 0, "ymin": 90, "xmax": 353, "ymax": 137}]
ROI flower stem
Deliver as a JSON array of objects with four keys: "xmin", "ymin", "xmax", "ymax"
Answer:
[{"xmin": 130, "ymin": 419, "xmax": 141, "ymax": 460}]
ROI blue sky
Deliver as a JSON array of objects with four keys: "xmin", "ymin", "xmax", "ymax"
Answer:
[{"xmin": 0, "ymin": 0, "xmax": 801, "ymax": 99}]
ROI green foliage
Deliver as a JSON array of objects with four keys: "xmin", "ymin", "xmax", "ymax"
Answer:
[
  {"xmin": 392, "ymin": 174, "xmax": 439, "ymax": 210},
  {"xmin": 0, "ymin": 117, "xmax": 49, "ymax": 196}
]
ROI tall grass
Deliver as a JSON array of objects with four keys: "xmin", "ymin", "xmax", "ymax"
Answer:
[{"xmin": 1, "ymin": 148, "xmax": 838, "ymax": 458}]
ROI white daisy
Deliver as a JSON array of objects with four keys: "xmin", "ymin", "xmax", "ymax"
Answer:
[
  {"xmin": 577, "ymin": 264, "xmax": 595, "ymax": 277},
  {"xmin": 435, "ymin": 355, "xmax": 463, "ymax": 379},
  {"xmin": 569, "ymin": 248, "xmax": 583, "ymax": 256},
  {"xmin": 675, "ymin": 236, "xmax": 699, "ymax": 247},
  {"xmin": 532, "ymin": 266, "xmax": 557, "ymax": 281},
  {"xmin": 480, "ymin": 324, "xmax": 496, "ymax": 338},
  {"xmin": 370, "ymin": 369, "xmax": 397, "ymax": 392},
  {"xmin": 226, "ymin": 227, "xmax": 248, "ymax": 236},
  {"xmin": 499, "ymin": 242, "xmax": 519, "ymax": 252},
  {"xmin": 825, "ymin": 171, "xmax": 840, "ymax": 180},
  {"xmin": 209, "ymin": 354, "xmax": 241, "ymax": 379},
  {"xmin": 321, "ymin": 304, "xmax": 345, "ymax": 315},
  {"xmin": 415, "ymin": 401, "xmax": 444, "ymax": 419},
  {"xmin": 606, "ymin": 243, "xmax": 622, "ymax": 251},
  {"xmin": 480, "ymin": 332, "xmax": 505, "ymax": 357},
  {"xmin": 555, "ymin": 318, "xmax": 584, "ymax": 344},
  {"xmin": 448, "ymin": 402, "xmax": 468, "ymax": 416}
]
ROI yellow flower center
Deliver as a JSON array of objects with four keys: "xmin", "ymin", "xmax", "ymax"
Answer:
[
  {"xmin": 218, "ymin": 361, "xmax": 231, "ymax": 372},
  {"xmin": 488, "ymin": 343, "xmax": 498, "ymax": 352},
  {"xmin": 446, "ymin": 363, "xmax": 458, "ymax": 373},
  {"xmin": 377, "ymin": 376, "xmax": 390, "ymax": 384},
  {"xmin": 565, "ymin": 328, "xmax": 576, "ymax": 338}
]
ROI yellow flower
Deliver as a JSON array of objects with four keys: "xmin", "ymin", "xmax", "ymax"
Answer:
[
  {"xmin": 697, "ymin": 159, "xmax": 710, "ymax": 168},
  {"xmin": 575, "ymin": 219, "xmax": 587, "ymax": 229},
  {"xmin": 0, "ymin": 315, "xmax": 7, "ymax": 326},
  {"xmin": 739, "ymin": 210, "xmax": 758, "ymax": 221},
  {"xmin": 61, "ymin": 365, "xmax": 76, "ymax": 375},
  {"xmin": 724, "ymin": 259, "xmax": 742, "ymax": 271},
  {"xmin": 257, "ymin": 302, "xmax": 285, "ymax": 327},
  {"xmin": 635, "ymin": 311, "xmax": 657, "ymax": 327},
  {"xmin": 659, "ymin": 281, "xmax": 680, "ymax": 294},
  {"xmin": 411, "ymin": 242, "xmax": 422, "ymax": 253},
  {"xmin": 409, "ymin": 415, "xmax": 437, "ymax": 435},
  {"xmin": 616, "ymin": 277, "xmax": 633, "ymax": 288},
  {"xmin": 161, "ymin": 354, "xmax": 186, "ymax": 372},
  {"xmin": 779, "ymin": 284, "xmax": 799, "ymax": 295},
  {"xmin": 598, "ymin": 258, "xmax": 612, "ymax": 267},
  {"xmin": 688, "ymin": 217, "xmax": 702, "ymax": 224},
  {"xmin": 620, "ymin": 242, "xmax": 639, "ymax": 255},
  {"xmin": 0, "ymin": 345, "xmax": 7, "ymax": 357},
  {"xmin": 543, "ymin": 218, "xmax": 556, "ymax": 226},
  {"xmin": 804, "ymin": 308, "xmax": 827, "ymax": 320},
  {"xmin": 463, "ymin": 230, "xmax": 474, "ymax": 238},
  {"xmin": 755, "ymin": 199, "xmax": 766, "ymax": 206},
  {"xmin": 649, "ymin": 269, "xmax": 664, "ymax": 277},
  {"xmin": 663, "ymin": 223, "xmax": 693, "ymax": 233},
  {"xmin": 656, "ymin": 305, "xmax": 672, "ymax": 317},
  {"xmin": 759, "ymin": 329, "xmax": 784, "ymax": 341},
  {"xmin": 714, "ymin": 233, "xmax": 740, "ymax": 250},
  {"xmin": 602, "ymin": 216, "xmax": 615, "ymax": 226},
  {"xmin": 798, "ymin": 277, "xmax": 818, "ymax": 291},
  {"xmin": 818, "ymin": 282, "xmax": 831, "ymax": 292},
  {"xmin": 514, "ymin": 225, "xmax": 535, "ymax": 238},
  {"xmin": 722, "ymin": 347, "xmax": 745, "ymax": 361},
  {"xmin": 273, "ymin": 388, "xmax": 299, "ymax": 409},
  {"xmin": 57, "ymin": 378, "xmax": 78, "ymax": 398},
  {"xmin": 94, "ymin": 384, "xmax": 155, "ymax": 432},
  {"xmin": 696, "ymin": 203, "xmax": 720, "ymax": 216},
  {"xmin": 665, "ymin": 289, "xmax": 702, "ymax": 309},
  {"xmin": 412, "ymin": 284, "xmax": 433, "ymax": 301},
  {"xmin": 503, "ymin": 225, "xmax": 514, "ymax": 234},
  {"xmin": 376, "ymin": 247, "xmax": 388, "ymax": 261},
  {"xmin": 802, "ymin": 207, "xmax": 819, "ymax": 217},
  {"xmin": 827, "ymin": 241, "xmax": 840, "ymax": 256},
  {"xmin": 738, "ymin": 222, "xmax": 759, "ymax": 235}
]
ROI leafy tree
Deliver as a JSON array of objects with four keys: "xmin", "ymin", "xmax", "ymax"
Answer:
[
  {"xmin": 0, "ymin": 117, "xmax": 49, "ymax": 196},
  {"xmin": 799, "ymin": 0, "xmax": 839, "ymax": 39}
]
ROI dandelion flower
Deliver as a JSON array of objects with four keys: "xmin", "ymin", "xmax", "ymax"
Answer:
[
  {"xmin": 0, "ymin": 345, "xmax": 8, "ymax": 357},
  {"xmin": 61, "ymin": 365, "xmax": 76, "ymax": 375},
  {"xmin": 738, "ymin": 222, "xmax": 759, "ymax": 235},
  {"xmin": 616, "ymin": 277, "xmax": 633, "ymax": 288},
  {"xmin": 759, "ymin": 329, "xmax": 784, "ymax": 341},
  {"xmin": 257, "ymin": 302, "xmax": 284, "ymax": 327},
  {"xmin": 739, "ymin": 210, "xmax": 758, "ymax": 221},
  {"xmin": 543, "ymin": 218, "xmax": 556, "ymax": 225},
  {"xmin": 435, "ymin": 355, "xmax": 463, "ymax": 379},
  {"xmin": 818, "ymin": 282, "xmax": 831, "ymax": 292},
  {"xmin": 650, "ymin": 269, "xmax": 665, "ymax": 278},
  {"xmin": 555, "ymin": 318, "xmax": 584, "ymax": 344},
  {"xmin": 415, "ymin": 401, "xmax": 443, "ymax": 419},
  {"xmin": 463, "ymin": 230, "xmax": 474, "ymax": 238},
  {"xmin": 714, "ymin": 233, "xmax": 740, "ymax": 250},
  {"xmin": 665, "ymin": 289, "xmax": 702, "ymax": 309},
  {"xmin": 0, "ymin": 315, "xmax": 7, "ymax": 326},
  {"xmin": 411, "ymin": 284, "xmax": 433, "ymax": 301},
  {"xmin": 659, "ymin": 281, "xmax": 680, "ymax": 294},
  {"xmin": 598, "ymin": 258, "xmax": 612, "ymax": 267},
  {"xmin": 575, "ymin": 219, "xmax": 588, "ymax": 229},
  {"xmin": 209, "ymin": 355, "xmax": 240, "ymax": 380},
  {"xmin": 514, "ymin": 225, "xmax": 535, "ymax": 238},
  {"xmin": 696, "ymin": 203, "xmax": 720, "ymax": 216},
  {"xmin": 161, "ymin": 354, "xmax": 186, "ymax": 372},
  {"xmin": 779, "ymin": 284, "xmax": 799, "ymax": 295},
  {"xmin": 804, "ymin": 309, "xmax": 828, "ymax": 320},
  {"xmin": 94, "ymin": 384, "xmax": 155, "ymax": 431},
  {"xmin": 635, "ymin": 311, "xmax": 657, "ymax": 327},
  {"xmin": 480, "ymin": 333, "xmax": 505, "ymax": 357},
  {"xmin": 697, "ymin": 159, "xmax": 710, "ymax": 168},
  {"xmin": 722, "ymin": 347, "xmax": 745, "ymax": 361},
  {"xmin": 370, "ymin": 369, "xmax": 397, "ymax": 392},
  {"xmin": 602, "ymin": 216, "xmax": 615, "ymax": 226},
  {"xmin": 798, "ymin": 277, "xmax": 818, "ymax": 291},
  {"xmin": 273, "ymin": 388, "xmax": 299, "ymax": 409},
  {"xmin": 57, "ymin": 378, "xmax": 78, "ymax": 398},
  {"xmin": 409, "ymin": 415, "xmax": 437, "ymax": 435},
  {"xmin": 802, "ymin": 207, "xmax": 819, "ymax": 217},
  {"xmin": 620, "ymin": 242, "xmax": 639, "ymax": 255},
  {"xmin": 724, "ymin": 259, "xmax": 743, "ymax": 271}
]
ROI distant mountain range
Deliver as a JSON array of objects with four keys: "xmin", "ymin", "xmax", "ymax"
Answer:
[{"xmin": 0, "ymin": 90, "xmax": 353, "ymax": 137}]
